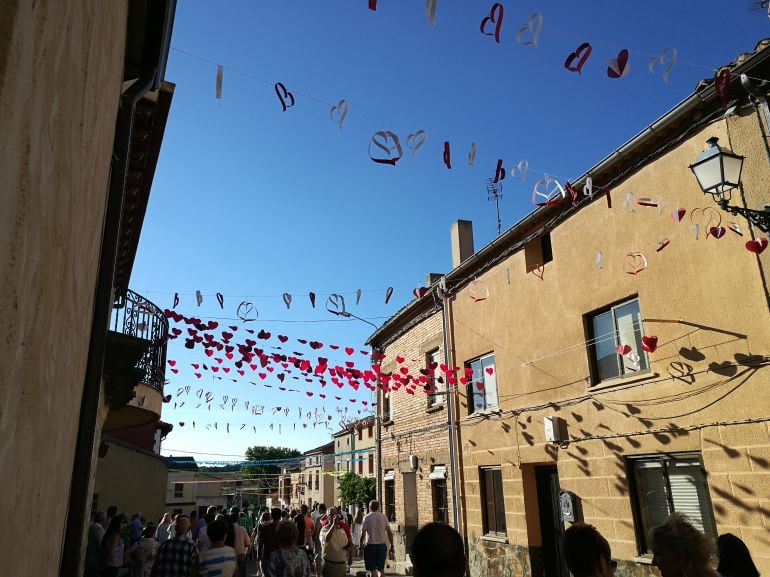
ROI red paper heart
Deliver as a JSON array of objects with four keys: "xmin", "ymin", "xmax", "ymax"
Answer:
[
  {"xmin": 211, "ymin": 367, "xmax": 219, "ymax": 373},
  {"xmin": 345, "ymin": 347, "xmax": 355, "ymax": 356},
  {"xmin": 714, "ymin": 68, "xmax": 730, "ymax": 108},
  {"xmin": 222, "ymin": 368, "xmax": 230, "ymax": 373},
  {"xmin": 192, "ymin": 364, "xmax": 199, "ymax": 369},
  {"xmin": 258, "ymin": 373, "xmax": 267, "ymax": 379},
  {"xmin": 485, "ymin": 367, "xmax": 494, "ymax": 375},
  {"xmin": 277, "ymin": 374, "xmax": 285, "ymax": 382},
  {"xmin": 479, "ymin": 2, "xmax": 504, "ymax": 44},
  {"xmin": 277, "ymin": 335, "xmax": 288, "ymax": 343},
  {"xmin": 178, "ymin": 422, "xmax": 185, "ymax": 427},
  {"xmin": 476, "ymin": 382, "xmax": 484, "ymax": 391},
  {"xmin": 396, "ymin": 356, "xmax": 405, "ymax": 364},
  {"xmin": 642, "ymin": 336, "xmax": 658, "ymax": 353},
  {"xmin": 615, "ymin": 344, "xmax": 631, "ymax": 355},
  {"xmin": 413, "ymin": 287, "xmax": 427, "ymax": 299},
  {"xmin": 205, "ymin": 349, "xmax": 214, "ymax": 357},
  {"xmin": 237, "ymin": 370, "xmax": 245, "ymax": 376},
  {"xmin": 746, "ymin": 238, "xmax": 768, "ymax": 254},
  {"xmin": 607, "ymin": 49, "xmax": 629, "ymax": 79},
  {"xmin": 170, "ymin": 368, "xmax": 178, "ymax": 374},
  {"xmin": 225, "ymin": 352, "xmax": 234, "ymax": 360},
  {"xmin": 329, "ymin": 345, "xmax": 339, "ymax": 350},
  {"xmin": 564, "ymin": 42, "xmax": 592, "ymax": 74},
  {"xmin": 709, "ymin": 226, "xmax": 726, "ymax": 239},
  {"xmin": 222, "ymin": 331, "xmax": 233, "ymax": 341},
  {"xmin": 215, "ymin": 358, "xmax": 223, "ymax": 364},
  {"xmin": 194, "ymin": 373, "xmax": 202, "ymax": 379}
]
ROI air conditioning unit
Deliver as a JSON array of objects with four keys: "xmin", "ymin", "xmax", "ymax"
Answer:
[{"xmin": 544, "ymin": 416, "xmax": 567, "ymax": 443}]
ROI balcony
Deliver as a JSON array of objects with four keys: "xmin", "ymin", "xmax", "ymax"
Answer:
[{"xmin": 103, "ymin": 289, "xmax": 168, "ymax": 431}]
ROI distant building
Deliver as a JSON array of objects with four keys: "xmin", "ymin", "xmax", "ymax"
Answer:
[{"xmin": 302, "ymin": 442, "xmax": 335, "ymax": 509}]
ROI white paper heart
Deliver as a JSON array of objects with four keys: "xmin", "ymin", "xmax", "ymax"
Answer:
[
  {"xmin": 467, "ymin": 142, "xmax": 477, "ymax": 166},
  {"xmin": 624, "ymin": 252, "xmax": 647, "ymax": 276},
  {"xmin": 623, "ymin": 191, "xmax": 635, "ymax": 213},
  {"xmin": 516, "ymin": 13, "xmax": 543, "ymax": 47},
  {"xmin": 468, "ymin": 281, "xmax": 489, "ymax": 302},
  {"xmin": 595, "ymin": 251, "xmax": 604, "ymax": 270},
  {"xmin": 326, "ymin": 293, "xmax": 346, "ymax": 315},
  {"xmin": 532, "ymin": 176, "xmax": 565, "ymax": 206},
  {"xmin": 511, "ymin": 160, "xmax": 528, "ymax": 182},
  {"xmin": 406, "ymin": 130, "xmax": 428, "ymax": 155},
  {"xmin": 329, "ymin": 99, "xmax": 349, "ymax": 129},
  {"xmin": 583, "ymin": 176, "xmax": 594, "ymax": 199},
  {"xmin": 368, "ymin": 131, "xmax": 403, "ymax": 165},
  {"xmin": 648, "ymin": 48, "xmax": 677, "ymax": 83}
]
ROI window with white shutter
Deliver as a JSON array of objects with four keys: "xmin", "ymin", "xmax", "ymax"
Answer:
[
  {"xmin": 466, "ymin": 353, "xmax": 498, "ymax": 415},
  {"xmin": 628, "ymin": 453, "xmax": 716, "ymax": 555}
]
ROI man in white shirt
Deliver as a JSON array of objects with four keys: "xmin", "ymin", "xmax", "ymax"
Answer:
[
  {"xmin": 359, "ymin": 500, "xmax": 394, "ymax": 577},
  {"xmin": 199, "ymin": 520, "xmax": 237, "ymax": 577},
  {"xmin": 230, "ymin": 510, "xmax": 251, "ymax": 577}
]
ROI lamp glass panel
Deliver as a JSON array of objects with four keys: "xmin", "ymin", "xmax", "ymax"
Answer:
[
  {"xmin": 692, "ymin": 157, "xmax": 723, "ymax": 194},
  {"xmin": 721, "ymin": 154, "xmax": 744, "ymax": 186}
]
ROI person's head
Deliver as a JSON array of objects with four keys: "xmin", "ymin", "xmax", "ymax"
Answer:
[
  {"xmin": 106, "ymin": 506, "xmax": 118, "ymax": 518},
  {"xmin": 230, "ymin": 506, "xmax": 240, "ymax": 515},
  {"xmin": 93, "ymin": 510, "xmax": 106, "ymax": 525},
  {"xmin": 354, "ymin": 509, "xmax": 364, "ymax": 523},
  {"xmin": 261, "ymin": 512, "xmax": 272, "ymax": 523},
  {"xmin": 564, "ymin": 523, "xmax": 615, "ymax": 577},
  {"xmin": 105, "ymin": 514, "xmax": 127, "ymax": 538},
  {"xmin": 369, "ymin": 500, "xmax": 380, "ymax": 512},
  {"xmin": 410, "ymin": 523, "xmax": 466, "ymax": 577},
  {"xmin": 276, "ymin": 520, "xmax": 299, "ymax": 548},
  {"xmin": 207, "ymin": 506, "xmax": 218, "ymax": 516},
  {"xmin": 143, "ymin": 525, "xmax": 156, "ymax": 539},
  {"xmin": 281, "ymin": 510, "xmax": 289, "ymax": 519},
  {"xmin": 717, "ymin": 533, "xmax": 759, "ymax": 577},
  {"xmin": 318, "ymin": 504, "xmax": 327, "ymax": 515},
  {"xmin": 301, "ymin": 504, "xmax": 309, "ymax": 515},
  {"xmin": 175, "ymin": 515, "xmax": 191, "ymax": 537},
  {"xmin": 327, "ymin": 506, "xmax": 338, "ymax": 518},
  {"xmin": 230, "ymin": 512, "xmax": 240, "ymax": 524},
  {"xmin": 208, "ymin": 520, "xmax": 228, "ymax": 545},
  {"xmin": 189, "ymin": 510, "xmax": 197, "ymax": 521},
  {"xmin": 131, "ymin": 513, "xmax": 140, "ymax": 521},
  {"xmin": 160, "ymin": 513, "xmax": 172, "ymax": 525},
  {"xmin": 271, "ymin": 508, "xmax": 282, "ymax": 522},
  {"xmin": 650, "ymin": 513, "xmax": 714, "ymax": 577}
]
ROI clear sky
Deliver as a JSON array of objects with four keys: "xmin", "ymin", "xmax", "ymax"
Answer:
[{"xmin": 131, "ymin": 0, "xmax": 770, "ymax": 461}]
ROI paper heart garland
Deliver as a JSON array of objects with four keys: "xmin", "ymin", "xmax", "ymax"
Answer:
[
  {"xmin": 480, "ymin": 3, "xmax": 504, "ymax": 44},
  {"xmin": 516, "ymin": 13, "xmax": 543, "ymax": 47},
  {"xmin": 385, "ymin": 287, "xmax": 394, "ymax": 304},
  {"xmin": 564, "ymin": 42, "xmax": 592, "ymax": 74},
  {"xmin": 329, "ymin": 99, "xmax": 348, "ymax": 129},
  {"xmin": 511, "ymin": 160, "xmax": 528, "ymax": 181},
  {"xmin": 468, "ymin": 142, "xmax": 477, "ymax": 166},
  {"xmin": 406, "ymin": 130, "xmax": 427, "ymax": 155},
  {"xmin": 309, "ymin": 292, "xmax": 316, "ymax": 308},
  {"xmin": 641, "ymin": 336, "xmax": 658, "ymax": 353},
  {"xmin": 583, "ymin": 176, "xmax": 594, "ymax": 199},
  {"xmin": 368, "ymin": 131, "xmax": 403, "ymax": 165},
  {"xmin": 656, "ymin": 238, "xmax": 670, "ymax": 252},
  {"xmin": 326, "ymin": 293, "xmax": 346, "ymax": 315},
  {"xmin": 274, "ymin": 82, "xmax": 295, "ymax": 112},
  {"xmin": 607, "ymin": 49, "xmax": 630, "ymax": 79},
  {"xmin": 670, "ymin": 208, "xmax": 686, "ymax": 222},
  {"xmin": 413, "ymin": 287, "xmax": 427, "ymax": 299},
  {"xmin": 714, "ymin": 68, "xmax": 731, "ymax": 108},
  {"xmin": 468, "ymin": 281, "xmax": 489, "ymax": 302},
  {"xmin": 196, "ymin": 290, "xmax": 203, "ymax": 306},
  {"xmin": 709, "ymin": 226, "xmax": 726, "ymax": 239},
  {"xmin": 624, "ymin": 252, "xmax": 648, "ymax": 275},
  {"xmin": 746, "ymin": 238, "xmax": 768, "ymax": 254},
  {"xmin": 443, "ymin": 141, "xmax": 451, "ymax": 169},
  {"xmin": 648, "ymin": 48, "xmax": 677, "ymax": 83}
]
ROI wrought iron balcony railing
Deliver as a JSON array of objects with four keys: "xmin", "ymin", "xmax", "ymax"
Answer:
[{"xmin": 111, "ymin": 289, "xmax": 168, "ymax": 392}]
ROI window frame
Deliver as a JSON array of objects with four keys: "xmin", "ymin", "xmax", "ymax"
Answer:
[
  {"xmin": 479, "ymin": 466, "xmax": 506, "ymax": 537},
  {"xmin": 173, "ymin": 482, "xmax": 184, "ymax": 499},
  {"xmin": 381, "ymin": 388, "xmax": 391, "ymax": 423},
  {"xmin": 626, "ymin": 452, "xmax": 716, "ymax": 555},
  {"xmin": 465, "ymin": 353, "xmax": 498, "ymax": 415},
  {"xmin": 432, "ymin": 476, "xmax": 449, "ymax": 524},
  {"xmin": 586, "ymin": 297, "xmax": 649, "ymax": 385},
  {"xmin": 384, "ymin": 478, "xmax": 396, "ymax": 522},
  {"xmin": 426, "ymin": 348, "xmax": 443, "ymax": 410}
]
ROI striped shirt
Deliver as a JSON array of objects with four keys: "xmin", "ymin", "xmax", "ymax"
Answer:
[{"xmin": 199, "ymin": 545, "xmax": 237, "ymax": 577}]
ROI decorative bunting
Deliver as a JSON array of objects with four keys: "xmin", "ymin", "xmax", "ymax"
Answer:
[
  {"xmin": 564, "ymin": 42, "xmax": 592, "ymax": 74},
  {"xmin": 515, "ymin": 13, "xmax": 543, "ymax": 47},
  {"xmin": 648, "ymin": 48, "xmax": 677, "ymax": 83},
  {"xmin": 329, "ymin": 99, "xmax": 349, "ymax": 129},
  {"xmin": 274, "ymin": 82, "xmax": 295, "ymax": 112},
  {"xmin": 607, "ymin": 49, "xmax": 630, "ymax": 78},
  {"xmin": 216, "ymin": 64, "xmax": 223, "ymax": 100},
  {"xmin": 443, "ymin": 141, "xmax": 451, "ymax": 169},
  {"xmin": 368, "ymin": 131, "xmax": 403, "ymax": 165},
  {"xmin": 480, "ymin": 3, "xmax": 504, "ymax": 44}
]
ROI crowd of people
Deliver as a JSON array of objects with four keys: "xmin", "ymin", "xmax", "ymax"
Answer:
[
  {"xmin": 84, "ymin": 503, "xmax": 760, "ymax": 577},
  {"xmin": 83, "ymin": 500, "xmax": 394, "ymax": 577}
]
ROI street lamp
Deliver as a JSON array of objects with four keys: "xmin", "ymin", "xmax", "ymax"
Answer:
[
  {"xmin": 689, "ymin": 137, "xmax": 770, "ymax": 233},
  {"xmin": 332, "ymin": 310, "xmax": 380, "ymax": 331}
]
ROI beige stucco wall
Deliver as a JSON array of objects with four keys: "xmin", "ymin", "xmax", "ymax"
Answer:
[
  {"xmin": 451, "ymin": 113, "xmax": 770, "ymax": 572},
  {"xmin": 95, "ymin": 439, "xmax": 168, "ymax": 525},
  {"xmin": 0, "ymin": 1, "xmax": 128, "ymax": 574}
]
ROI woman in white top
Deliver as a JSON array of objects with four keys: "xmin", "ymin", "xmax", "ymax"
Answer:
[
  {"xmin": 155, "ymin": 513, "xmax": 173, "ymax": 543},
  {"xmin": 351, "ymin": 509, "xmax": 364, "ymax": 559}
]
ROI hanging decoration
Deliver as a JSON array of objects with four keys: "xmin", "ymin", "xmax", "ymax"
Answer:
[
  {"xmin": 623, "ymin": 252, "xmax": 647, "ymax": 275},
  {"xmin": 467, "ymin": 280, "xmax": 489, "ymax": 302},
  {"xmin": 443, "ymin": 141, "xmax": 451, "ymax": 169},
  {"xmin": 564, "ymin": 42, "xmax": 592, "ymax": 74},
  {"xmin": 216, "ymin": 292, "xmax": 224, "ymax": 309},
  {"xmin": 671, "ymin": 208, "xmax": 686, "ymax": 222},
  {"xmin": 715, "ymin": 69, "xmax": 731, "ymax": 108},
  {"xmin": 480, "ymin": 3, "xmax": 504, "ymax": 44},
  {"xmin": 309, "ymin": 292, "xmax": 316, "ymax": 308},
  {"xmin": 746, "ymin": 238, "xmax": 768, "ymax": 254},
  {"xmin": 274, "ymin": 82, "xmax": 295, "ymax": 111},
  {"xmin": 236, "ymin": 301, "xmax": 257, "ymax": 322},
  {"xmin": 594, "ymin": 251, "xmax": 604, "ymax": 270},
  {"xmin": 468, "ymin": 143, "xmax": 477, "ymax": 166},
  {"xmin": 425, "ymin": 0, "xmax": 437, "ymax": 26},
  {"xmin": 492, "ymin": 159, "xmax": 505, "ymax": 183},
  {"xmin": 385, "ymin": 287, "xmax": 394, "ymax": 304},
  {"xmin": 515, "ymin": 13, "xmax": 543, "ymax": 47},
  {"xmin": 648, "ymin": 48, "xmax": 677, "ymax": 83},
  {"xmin": 329, "ymin": 99, "xmax": 349, "ymax": 129},
  {"xmin": 607, "ymin": 49, "xmax": 630, "ymax": 78},
  {"xmin": 406, "ymin": 130, "xmax": 428, "ymax": 155},
  {"xmin": 641, "ymin": 336, "xmax": 658, "ymax": 353},
  {"xmin": 215, "ymin": 65, "xmax": 223, "ymax": 101},
  {"xmin": 511, "ymin": 160, "xmax": 528, "ymax": 181},
  {"xmin": 326, "ymin": 294, "xmax": 346, "ymax": 315},
  {"xmin": 656, "ymin": 238, "xmax": 670, "ymax": 252},
  {"xmin": 368, "ymin": 131, "xmax": 403, "ymax": 165},
  {"xmin": 282, "ymin": 293, "xmax": 292, "ymax": 309},
  {"xmin": 532, "ymin": 176, "xmax": 565, "ymax": 206},
  {"xmin": 196, "ymin": 290, "xmax": 203, "ymax": 307}
]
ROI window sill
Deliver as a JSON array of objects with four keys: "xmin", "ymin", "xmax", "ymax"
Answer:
[
  {"xmin": 480, "ymin": 534, "xmax": 508, "ymax": 544},
  {"xmin": 465, "ymin": 407, "xmax": 503, "ymax": 421},
  {"xmin": 383, "ymin": 419, "xmax": 394, "ymax": 427},
  {"xmin": 633, "ymin": 556, "xmax": 653, "ymax": 565},
  {"xmin": 589, "ymin": 371, "xmax": 659, "ymax": 392},
  {"xmin": 426, "ymin": 404, "xmax": 444, "ymax": 414}
]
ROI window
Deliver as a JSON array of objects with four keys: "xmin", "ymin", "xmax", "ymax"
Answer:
[
  {"xmin": 368, "ymin": 423, "xmax": 373, "ymax": 438},
  {"xmin": 587, "ymin": 298, "xmax": 648, "ymax": 383},
  {"xmin": 358, "ymin": 427, "xmax": 363, "ymax": 441},
  {"xmin": 368, "ymin": 453, "xmax": 374, "ymax": 475},
  {"xmin": 525, "ymin": 233, "xmax": 552, "ymax": 272},
  {"xmin": 628, "ymin": 453, "xmax": 716, "ymax": 555},
  {"xmin": 480, "ymin": 467, "xmax": 506, "ymax": 536},
  {"xmin": 384, "ymin": 473, "xmax": 396, "ymax": 522},
  {"xmin": 426, "ymin": 348, "xmax": 443, "ymax": 409},
  {"xmin": 174, "ymin": 483, "xmax": 184, "ymax": 498},
  {"xmin": 382, "ymin": 389, "xmax": 391, "ymax": 422},
  {"xmin": 358, "ymin": 456, "xmax": 363, "ymax": 475},
  {"xmin": 430, "ymin": 466, "xmax": 449, "ymax": 524},
  {"xmin": 466, "ymin": 353, "xmax": 498, "ymax": 415},
  {"xmin": 315, "ymin": 471, "xmax": 319, "ymax": 491}
]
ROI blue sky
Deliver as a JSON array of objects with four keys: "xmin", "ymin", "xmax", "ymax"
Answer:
[{"xmin": 131, "ymin": 1, "xmax": 770, "ymax": 459}]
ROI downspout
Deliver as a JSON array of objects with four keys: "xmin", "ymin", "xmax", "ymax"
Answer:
[
  {"xmin": 439, "ymin": 277, "xmax": 461, "ymax": 530},
  {"xmin": 59, "ymin": 69, "xmax": 157, "ymax": 577},
  {"xmin": 374, "ymin": 345, "xmax": 383, "ymax": 503}
]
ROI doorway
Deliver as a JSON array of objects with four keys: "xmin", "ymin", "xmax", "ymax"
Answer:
[{"xmin": 533, "ymin": 465, "xmax": 568, "ymax": 577}]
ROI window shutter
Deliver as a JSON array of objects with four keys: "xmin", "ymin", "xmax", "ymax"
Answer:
[
  {"xmin": 483, "ymin": 357, "xmax": 498, "ymax": 408},
  {"xmin": 667, "ymin": 458, "xmax": 716, "ymax": 537},
  {"xmin": 634, "ymin": 460, "xmax": 671, "ymax": 532}
]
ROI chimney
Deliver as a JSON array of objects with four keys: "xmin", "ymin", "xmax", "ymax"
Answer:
[
  {"xmin": 426, "ymin": 273, "xmax": 442, "ymax": 287},
  {"xmin": 450, "ymin": 220, "xmax": 474, "ymax": 268}
]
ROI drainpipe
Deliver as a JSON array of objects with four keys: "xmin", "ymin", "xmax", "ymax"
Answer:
[
  {"xmin": 59, "ymin": 69, "xmax": 157, "ymax": 577},
  {"xmin": 439, "ymin": 277, "xmax": 461, "ymax": 530},
  {"xmin": 373, "ymin": 346, "xmax": 383, "ymax": 503}
]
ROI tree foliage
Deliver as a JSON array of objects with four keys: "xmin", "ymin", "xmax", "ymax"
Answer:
[
  {"xmin": 242, "ymin": 445, "xmax": 302, "ymax": 502},
  {"xmin": 339, "ymin": 472, "xmax": 376, "ymax": 507}
]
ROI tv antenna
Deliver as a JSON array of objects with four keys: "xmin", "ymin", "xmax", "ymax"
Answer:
[{"xmin": 486, "ymin": 178, "xmax": 503, "ymax": 235}]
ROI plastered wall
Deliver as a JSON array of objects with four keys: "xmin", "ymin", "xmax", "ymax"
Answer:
[
  {"xmin": 451, "ymin": 114, "xmax": 770, "ymax": 571},
  {"xmin": 0, "ymin": 1, "xmax": 128, "ymax": 574}
]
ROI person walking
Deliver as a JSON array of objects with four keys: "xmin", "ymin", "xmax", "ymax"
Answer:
[
  {"xmin": 198, "ymin": 520, "xmax": 237, "ymax": 577},
  {"xmin": 85, "ymin": 511, "xmax": 106, "ymax": 577},
  {"xmin": 258, "ymin": 508, "xmax": 282, "ymax": 577},
  {"xmin": 319, "ymin": 509, "xmax": 351, "ymax": 577},
  {"xmin": 253, "ymin": 511, "xmax": 272, "ymax": 577},
  {"xmin": 564, "ymin": 523, "xmax": 616, "ymax": 577},
  {"xmin": 350, "ymin": 509, "xmax": 363, "ymax": 560},
  {"xmin": 100, "ymin": 515, "xmax": 127, "ymax": 577},
  {"xmin": 126, "ymin": 525, "xmax": 159, "ymax": 577},
  {"xmin": 409, "ymin": 523, "xmax": 466, "ymax": 577},
  {"xmin": 230, "ymin": 510, "xmax": 251, "ymax": 577},
  {"xmin": 156, "ymin": 514, "xmax": 173, "ymax": 544},
  {"xmin": 269, "ymin": 520, "xmax": 313, "ymax": 577},
  {"xmin": 151, "ymin": 516, "xmax": 199, "ymax": 577},
  {"xmin": 359, "ymin": 501, "xmax": 394, "ymax": 577},
  {"xmin": 650, "ymin": 513, "xmax": 718, "ymax": 577}
]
